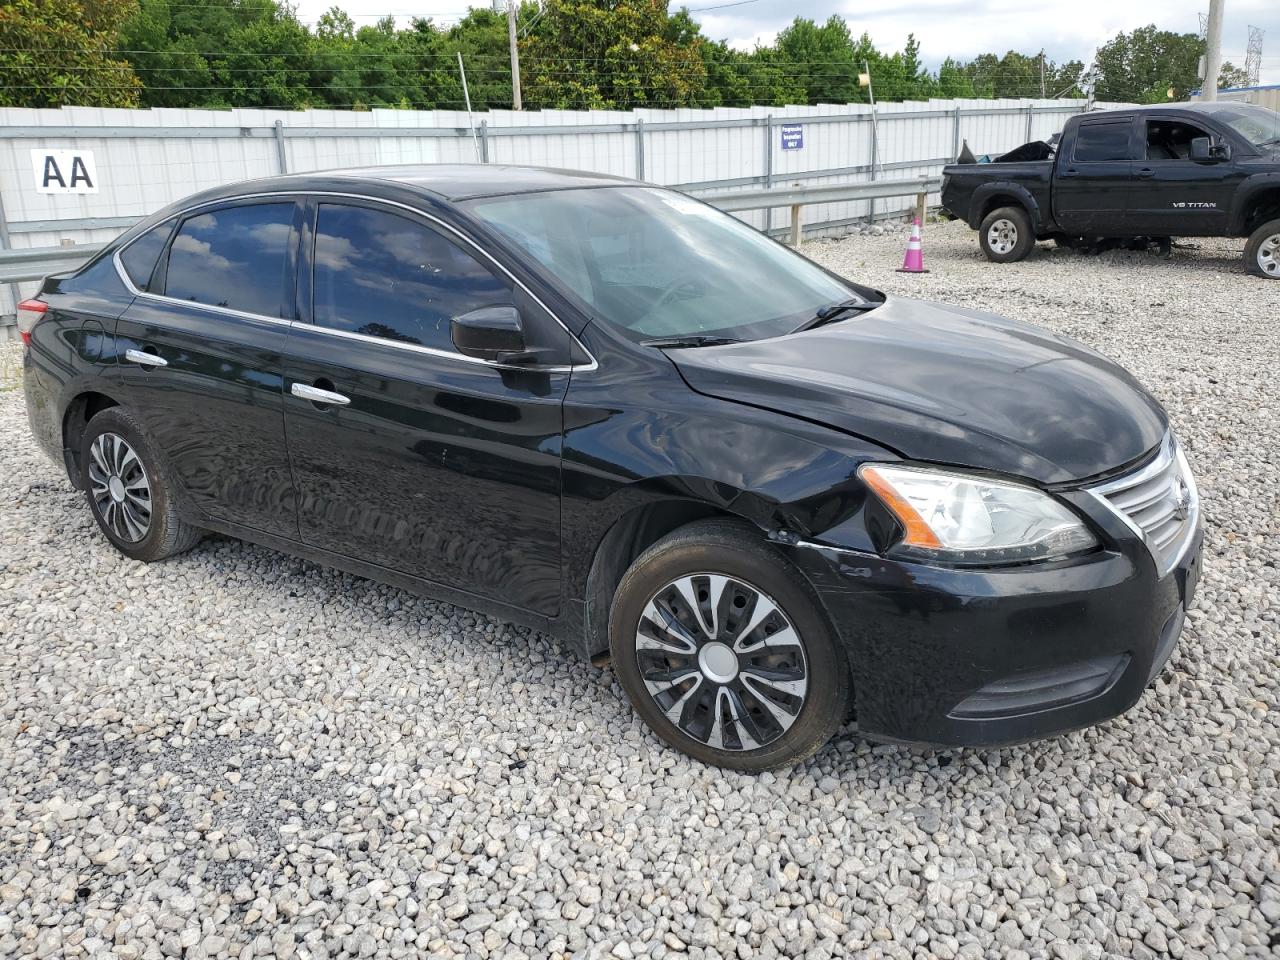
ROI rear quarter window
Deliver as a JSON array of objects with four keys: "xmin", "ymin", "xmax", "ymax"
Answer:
[{"xmin": 119, "ymin": 220, "xmax": 173, "ymax": 291}]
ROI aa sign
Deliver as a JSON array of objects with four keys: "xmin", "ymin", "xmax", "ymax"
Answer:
[{"xmin": 31, "ymin": 150, "xmax": 100, "ymax": 194}]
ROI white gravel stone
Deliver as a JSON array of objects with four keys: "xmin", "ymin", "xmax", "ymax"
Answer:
[{"xmin": 2, "ymin": 221, "xmax": 1279, "ymax": 958}]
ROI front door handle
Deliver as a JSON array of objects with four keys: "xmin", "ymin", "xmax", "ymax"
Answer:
[
  {"xmin": 1136, "ymin": 168, "xmax": 1156, "ymax": 179},
  {"xmin": 124, "ymin": 348, "xmax": 168, "ymax": 368},
  {"xmin": 292, "ymin": 382, "xmax": 350, "ymax": 406}
]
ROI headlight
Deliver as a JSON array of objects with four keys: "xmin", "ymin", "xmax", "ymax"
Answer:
[{"xmin": 859, "ymin": 463, "xmax": 1098, "ymax": 565}]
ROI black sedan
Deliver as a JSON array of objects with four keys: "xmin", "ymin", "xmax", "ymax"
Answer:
[{"xmin": 20, "ymin": 166, "xmax": 1202, "ymax": 769}]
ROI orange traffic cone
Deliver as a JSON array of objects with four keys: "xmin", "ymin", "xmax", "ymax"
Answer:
[{"xmin": 896, "ymin": 217, "xmax": 929, "ymax": 274}]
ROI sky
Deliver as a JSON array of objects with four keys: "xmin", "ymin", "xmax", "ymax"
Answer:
[{"xmin": 290, "ymin": 0, "xmax": 1280, "ymax": 87}]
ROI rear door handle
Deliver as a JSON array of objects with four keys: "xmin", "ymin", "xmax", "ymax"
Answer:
[
  {"xmin": 124, "ymin": 348, "xmax": 167, "ymax": 368},
  {"xmin": 292, "ymin": 382, "xmax": 350, "ymax": 406},
  {"xmin": 1136, "ymin": 168, "xmax": 1156, "ymax": 179}
]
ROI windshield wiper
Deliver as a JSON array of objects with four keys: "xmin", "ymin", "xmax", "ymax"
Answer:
[
  {"xmin": 790, "ymin": 298, "xmax": 880, "ymax": 334},
  {"xmin": 1257, "ymin": 137, "xmax": 1280, "ymax": 147},
  {"xmin": 640, "ymin": 335, "xmax": 743, "ymax": 349}
]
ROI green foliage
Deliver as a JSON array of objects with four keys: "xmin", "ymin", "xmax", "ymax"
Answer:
[
  {"xmin": 1093, "ymin": 25, "xmax": 1201, "ymax": 103},
  {"xmin": 4, "ymin": 0, "xmax": 1249, "ymax": 113},
  {"xmin": 0, "ymin": 0, "xmax": 143, "ymax": 107},
  {"xmin": 1091, "ymin": 25, "xmax": 1250, "ymax": 103},
  {"xmin": 521, "ymin": 0, "xmax": 707, "ymax": 109}
]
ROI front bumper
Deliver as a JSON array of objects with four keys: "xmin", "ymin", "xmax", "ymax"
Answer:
[{"xmin": 788, "ymin": 523, "xmax": 1203, "ymax": 748}]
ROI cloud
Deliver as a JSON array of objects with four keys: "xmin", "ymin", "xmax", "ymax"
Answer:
[{"xmin": 171, "ymin": 232, "xmax": 232, "ymax": 271}]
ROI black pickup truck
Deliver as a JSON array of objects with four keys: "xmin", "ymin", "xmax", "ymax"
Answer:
[{"xmin": 940, "ymin": 102, "xmax": 1280, "ymax": 278}]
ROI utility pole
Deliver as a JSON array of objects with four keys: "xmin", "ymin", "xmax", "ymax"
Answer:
[
  {"xmin": 1202, "ymin": 0, "xmax": 1224, "ymax": 101},
  {"xmin": 507, "ymin": 0, "xmax": 522, "ymax": 110},
  {"xmin": 1039, "ymin": 50, "xmax": 1046, "ymax": 99}
]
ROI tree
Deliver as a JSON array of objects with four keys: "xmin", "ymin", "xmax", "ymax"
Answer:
[
  {"xmin": 117, "ymin": 0, "xmax": 214, "ymax": 108},
  {"xmin": 439, "ymin": 8, "xmax": 521, "ymax": 110},
  {"xmin": 520, "ymin": 0, "xmax": 708, "ymax": 110},
  {"xmin": 773, "ymin": 17, "xmax": 860, "ymax": 105},
  {"xmin": 1217, "ymin": 61, "xmax": 1251, "ymax": 92},
  {"xmin": 1093, "ymin": 25, "xmax": 1250, "ymax": 103},
  {"xmin": 211, "ymin": 9, "xmax": 316, "ymax": 108},
  {"xmin": 0, "ymin": 0, "xmax": 142, "ymax": 107}
]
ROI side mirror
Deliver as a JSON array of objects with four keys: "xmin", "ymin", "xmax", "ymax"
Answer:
[
  {"xmin": 1190, "ymin": 136, "xmax": 1231, "ymax": 162},
  {"xmin": 451, "ymin": 305, "xmax": 528, "ymax": 363}
]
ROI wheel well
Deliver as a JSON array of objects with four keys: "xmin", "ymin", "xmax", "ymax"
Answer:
[
  {"xmin": 581, "ymin": 500, "xmax": 741, "ymax": 660},
  {"xmin": 61, "ymin": 391, "xmax": 119, "ymax": 487},
  {"xmin": 1244, "ymin": 190, "xmax": 1280, "ymax": 234},
  {"xmin": 979, "ymin": 194, "xmax": 1028, "ymax": 224}
]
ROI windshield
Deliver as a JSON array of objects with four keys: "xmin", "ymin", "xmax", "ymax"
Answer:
[
  {"xmin": 466, "ymin": 186, "xmax": 861, "ymax": 342},
  {"xmin": 1211, "ymin": 103, "xmax": 1280, "ymax": 147}
]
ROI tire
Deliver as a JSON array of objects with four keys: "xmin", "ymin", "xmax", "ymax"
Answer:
[
  {"xmin": 1244, "ymin": 218, "xmax": 1280, "ymax": 279},
  {"xmin": 609, "ymin": 519, "xmax": 850, "ymax": 771},
  {"xmin": 979, "ymin": 206, "xmax": 1035, "ymax": 263},
  {"xmin": 79, "ymin": 406, "xmax": 203, "ymax": 562}
]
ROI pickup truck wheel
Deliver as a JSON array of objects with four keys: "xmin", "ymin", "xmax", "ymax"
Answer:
[
  {"xmin": 979, "ymin": 207, "xmax": 1034, "ymax": 263},
  {"xmin": 1245, "ymin": 218, "xmax": 1280, "ymax": 279}
]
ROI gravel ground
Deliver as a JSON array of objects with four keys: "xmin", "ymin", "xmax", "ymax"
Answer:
[{"xmin": 2, "ymin": 219, "xmax": 1279, "ymax": 960}]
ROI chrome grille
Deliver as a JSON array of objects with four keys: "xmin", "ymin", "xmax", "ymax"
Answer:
[{"xmin": 1088, "ymin": 434, "xmax": 1198, "ymax": 578}]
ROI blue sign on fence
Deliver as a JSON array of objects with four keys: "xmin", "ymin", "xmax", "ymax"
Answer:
[{"xmin": 780, "ymin": 124, "xmax": 804, "ymax": 150}]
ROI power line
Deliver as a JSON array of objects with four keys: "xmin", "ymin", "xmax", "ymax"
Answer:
[{"xmin": 686, "ymin": 0, "xmax": 763, "ymax": 10}]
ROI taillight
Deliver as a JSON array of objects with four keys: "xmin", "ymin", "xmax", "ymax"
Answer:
[{"xmin": 16, "ymin": 299, "xmax": 47, "ymax": 347}]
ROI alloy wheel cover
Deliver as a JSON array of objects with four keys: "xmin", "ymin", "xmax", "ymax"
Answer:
[
  {"xmin": 635, "ymin": 573, "xmax": 809, "ymax": 751},
  {"xmin": 88, "ymin": 432, "xmax": 152, "ymax": 543}
]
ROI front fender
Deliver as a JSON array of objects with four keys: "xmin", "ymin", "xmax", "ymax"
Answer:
[
  {"xmin": 561, "ymin": 384, "xmax": 894, "ymax": 598},
  {"xmin": 1228, "ymin": 172, "xmax": 1280, "ymax": 233}
]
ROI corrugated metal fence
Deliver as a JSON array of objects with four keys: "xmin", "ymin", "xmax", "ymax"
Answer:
[{"xmin": 0, "ymin": 97, "xmax": 1124, "ymax": 317}]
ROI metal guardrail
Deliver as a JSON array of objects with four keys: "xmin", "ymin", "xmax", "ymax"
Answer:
[
  {"xmin": 0, "ymin": 244, "xmax": 105, "ymax": 284},
  {"xmin": 701, "ymin": 175, "xmax": 941, "ymax": 245},
  {"xmin": 0, "ymin": 175, "xmax": 939, "ymax": 285}
]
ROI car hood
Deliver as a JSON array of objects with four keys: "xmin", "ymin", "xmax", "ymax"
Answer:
[{"xmin": 667, "ymin": 297, "xmax": 1168, "ymax": 485}]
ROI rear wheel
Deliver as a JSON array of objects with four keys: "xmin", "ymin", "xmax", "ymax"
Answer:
[
  {"xmin": 609, "ymin": 520, "xmax": 850, "ymax": 771},
  {"xmin": 979, "ymin": 206, "xmax": 1034, "ymax": 263},
  {"xmin": 1245, "ymin": 218, "xmax": 1280, "ymax": 279},
  {"xmin": 79, "ymin": 407, "xmax": 203, "ymax": 562}
]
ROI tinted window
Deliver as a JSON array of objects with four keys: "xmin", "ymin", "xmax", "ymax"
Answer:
[
  {"xmin": 312, "ymin": 204, "xmax": 509, "ymax": 350},
  {"xmin": 165, "ymin": 203, "xmax": 294, "ymax": 317},
  {"xmin": 120, "ymin": 220, "xmax": 171, "ymax": 291},
  {"xmin": 1074, "ymin": 122, "xmax": 1133, "ymax": 162}
]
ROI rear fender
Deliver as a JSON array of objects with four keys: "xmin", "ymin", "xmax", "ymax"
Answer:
[{"xmin": 969, "ymin": 182, "xmax": 1047, "ymax": 232}]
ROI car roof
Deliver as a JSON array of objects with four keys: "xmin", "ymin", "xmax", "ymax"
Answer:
[
  {"xmin": 1086, "ymin": 102, "xmax": 1260, "ymax": 117},
  {"xmin": 310, "ymin": 164, "xmax": 637, "ymax": 201}
]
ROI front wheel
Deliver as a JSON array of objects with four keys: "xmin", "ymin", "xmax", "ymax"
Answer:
[
  {"xmin": 979, "ymin": 206, "xmax": 1034, "ymax": 263},
  {"xmin": 609, "ymin": 520, "xmax": 850, "ymax": 771},
  {"xmin": 1245, "ymin": 218, "xmax": 1280, "ymax": 279}
]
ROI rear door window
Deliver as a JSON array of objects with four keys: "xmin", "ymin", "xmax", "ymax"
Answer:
[
  {"xmin": 1073, "ymin": 121, "xmax": 1134, "ymax": 162},
  {"xmin": 119, "ymin": 220, "xmax": 173, "ymax": 291},
  {"xmin": 164, "ymin": 203, "xmax": 295, "ymax": 317},
  {"xmin": 310, "ymin": 203, "xmax": 511, "ymax": 351}
]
